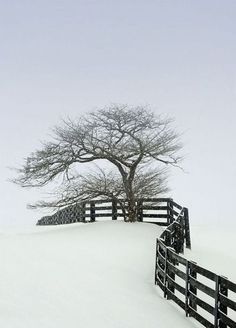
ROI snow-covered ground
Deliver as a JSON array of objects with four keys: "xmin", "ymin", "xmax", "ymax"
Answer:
[
  {"xmin": 0, "ymin": 221, "xmax": 202, "ymax": 328},
  {"xmin": 186, "ymin": 225, "xmax": 236, "ymax": 281},
  {"xmin": 0, "ymin": 221, "xmax": 235, "ymax": 328}
]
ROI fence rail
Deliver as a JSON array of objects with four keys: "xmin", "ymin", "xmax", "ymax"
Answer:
[{"xmin": 155, "ymin": 225, "xmax": 236, "ymax": 327}]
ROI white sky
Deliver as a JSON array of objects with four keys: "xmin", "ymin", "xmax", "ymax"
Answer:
[{"xmin": 0, "ymin": 0, "xmax": 236, "ymax": 227}]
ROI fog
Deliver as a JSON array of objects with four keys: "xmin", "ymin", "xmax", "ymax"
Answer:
[{"xmin": 0, "ymin": 0, "xmax": 236, "ymax": 227}]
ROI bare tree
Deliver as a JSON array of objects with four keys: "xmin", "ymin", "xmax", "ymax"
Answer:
[
  {"xmin": 28, "ymin": 166, "xmax": 169, "ymax": 221},
  {"xmin": 14, "ymin": 104, "xmax": 182, "ymax": 222}
]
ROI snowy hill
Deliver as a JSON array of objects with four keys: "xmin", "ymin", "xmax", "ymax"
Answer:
[{"xmin": 0, "ymin": 221, "xmax": 203, "ymax": 328}]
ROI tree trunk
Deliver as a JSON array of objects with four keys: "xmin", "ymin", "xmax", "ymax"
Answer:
[
  {"xmin": 124, "ymin": 171, "xmax": 137, "ymax": 222},
  {"xmin": 127, "ymin": 196, "xmax": 137, "ymax": 222},
  {"xmin": 118, "ymin": 200, "xmax": 129, "ymax": 222}
]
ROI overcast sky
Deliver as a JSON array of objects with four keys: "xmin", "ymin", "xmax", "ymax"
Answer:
[{"xmin": 0, "ymin": 0, "xmax": 236, "ymax": 227}]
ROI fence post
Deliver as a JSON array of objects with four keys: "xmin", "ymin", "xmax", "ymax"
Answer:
[
  {"xmin": 168, "ymin": 199, "xmax": 174, "ymax": 224},
  {"xmin": 184, "ymin": 207, "xmax": 191, "ymax": 249},
  {"xmin": 165, "ymin": 229, "xmax": 171, "ymax": 247},
  {"xmin": 179, "ymin": 216, "xmax": 185, "ymax": 253},
  {"xmin": 167, "ymin": 248, "xmax": 175, "ymax": 297},
  {"xmin": 75, "ymin": 205, "xmax": 79, "ymax": 222},
  {"xmin": 189, "ymin": 261, "xmax": 197, "ymax": 312},
  {"xmin": 156, "ymin": 240, "xmax": 166, "ymax": 297},
  {"xmin": 173, "ymin": 221, "xmax": 182, "ymax": 253},
  {"xmin": 185, "ymin": 261, "xmax": 190, "ymax": 317},
  {"xmin": 81, "ymin": 202, "xmax": 86, "ymax": 222},
  {"xmin": 137, "ymin": 199, "xmax": 143, "ymax": 222},
  {"xmin": 219, "ymin": 276, "xmax": 228, "ymax": 328},
  {"xmin": 155, "ymin": 239, "xmax": 159, "ymax": 285},
  {"xmin": 164, "ymin": 246, "xmax": 168, "ymax": 298},
  {"xmin": 172, "ymin": 221, "xmax": 183, "ymax": 254},
  {"xmin": 90, "ymin": 201, "xmax": 96, "ymax": 222},
  {"xmin": 214, "ymin": 275, "xmax": 220, "ymax": 328},
  {"xmin": 112, "ymin": 199, "xmax": 118, "ymax": 220}
]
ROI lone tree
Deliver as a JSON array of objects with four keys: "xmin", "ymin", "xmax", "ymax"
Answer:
[{"xmin": 14, "ymin": 105, "xmax": 182, "ymax": 222}]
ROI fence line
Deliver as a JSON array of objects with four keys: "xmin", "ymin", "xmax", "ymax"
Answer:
[
  {"xmin": 36, "ymin": 196, "xmax": 236, "ymax": 327},
  {"xmin": 36, "ymin": 198, "xmax": 190, "ymax": 231},
  {"xmin": 155, "ymin": 221, "xmax": 236, "ymax": 327}
]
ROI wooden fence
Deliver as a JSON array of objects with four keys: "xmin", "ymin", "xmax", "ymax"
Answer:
[
  {"xmin": 37, "ymin": 198, "xmax": 190, "ymax": 229},
  {"xmin": 37, "ymin": 195, "xmax": 236, "ymax": 327},
  {"xmin": 155, "ymin": 216, "xmax": 236, "ymax": 327}
]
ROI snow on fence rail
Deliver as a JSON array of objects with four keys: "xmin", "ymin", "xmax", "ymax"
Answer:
[
  {"xmin": 36, "ymin": 198, "xmax": 188, "ymax": 226},
  {"xmin": 155, "ymin": 208, "xmax": 236, "ymax": 328}
]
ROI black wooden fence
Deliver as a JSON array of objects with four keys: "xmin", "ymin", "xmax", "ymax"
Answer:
[
  {"xmin": 36, "ymin": 196, "xmax": 236, "ymax": 327},
  {"xmin": 155, "ymin": 212, "xmax": 236, "ymax": 328},
  {"xmin": 37, "ymin": 198, "xmax": 190, "ymax": 228}
]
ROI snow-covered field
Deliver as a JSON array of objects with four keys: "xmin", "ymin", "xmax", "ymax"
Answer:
[
  {"xmin": 0, "ymin": 221, "xmax": 235, "ymax": 328},
  {"xmin": 186, "ymin": 225, "xmax": 236, "ymax": 281}
]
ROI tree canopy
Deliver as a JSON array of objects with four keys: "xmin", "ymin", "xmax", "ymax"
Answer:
[{"xmin": 14, "ymin": 104, "xmax": 182, "ymax": 222}]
